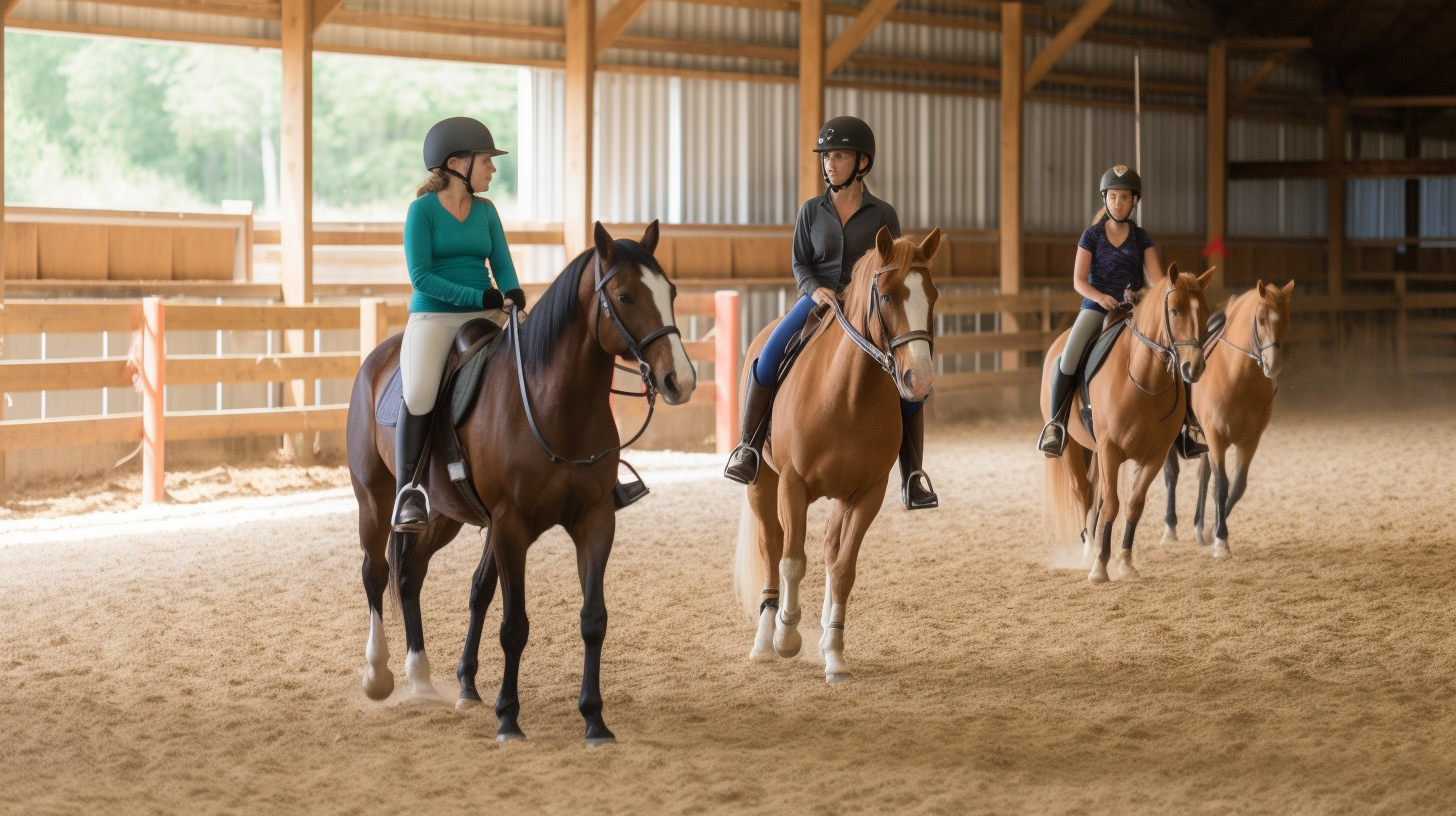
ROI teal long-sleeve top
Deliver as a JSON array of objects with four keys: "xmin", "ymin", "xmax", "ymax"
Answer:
[{"xmin": 403, "ymin": 192, "xmax": 520, "ymax": 313}]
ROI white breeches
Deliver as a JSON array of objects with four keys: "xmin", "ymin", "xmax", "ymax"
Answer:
[{"xmin": 399, "ymin": 309, "xmax": 505, "ymax": 414}]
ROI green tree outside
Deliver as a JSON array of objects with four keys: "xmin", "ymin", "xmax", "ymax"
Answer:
[{"xmin": 4, "ymin": 31, "xmax": 520, "ymax": 220}]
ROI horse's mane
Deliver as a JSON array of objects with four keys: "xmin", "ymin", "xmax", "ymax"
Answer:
[
  {"xmin": 841, "ymin": 236, "xmax": 919, "ymax": 341},
  {"xmin": 1131, "ymin": 267, "xmax": 1207, "ymax": 339},
  {"xmin": 519, "ymin": 239, "xmax": 665, "ymax": 374}
]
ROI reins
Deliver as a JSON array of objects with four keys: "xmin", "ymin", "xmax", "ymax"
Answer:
[
  {"xmin": 828, "ymin": 262, "xmax": 934, "ymax": 381},
  {"xmin": 508, "ymin": 252, "xmax": 680, "ymax": 467}
]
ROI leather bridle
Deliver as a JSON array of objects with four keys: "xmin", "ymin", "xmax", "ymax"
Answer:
[
  {"xmin": 508, "ymin": 252, "xmax": 682, "ymax": 467},
  {"xmin": 1128, "ymin": 284, "xmax": 1202, "ymax": 375},
  {"xmin": 1218, "ymin": 302, "xmax": 1280, "ymax": 379},
  {"xmin": 828, "ymin": 263, "xmax": 934, "ymax": 386}
]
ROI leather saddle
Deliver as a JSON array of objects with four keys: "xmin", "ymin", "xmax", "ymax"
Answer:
[{"xmin": 375, "ymin": 318, "xmax": 504, "ymax": 428}]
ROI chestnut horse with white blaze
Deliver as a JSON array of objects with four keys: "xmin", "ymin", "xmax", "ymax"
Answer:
[
  {"xmin": 1042, "ymin": 265, "xmax": 1213, "ymax": 583},
  {"xmin": 1161, "ymin": 280, "xmax": 1293, "ymax": 558},
  {"xmin": 346, "ymin": 222, "xmax": 695, "ymax": 745},
  {"xmin": 734, "ymin": 227, "xmax": 940, "ymax": 684}
]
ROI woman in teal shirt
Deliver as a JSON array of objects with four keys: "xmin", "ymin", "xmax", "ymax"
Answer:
[{"xmin": 392, "ymin": 117, "xmax": 526, "ymax": 532}]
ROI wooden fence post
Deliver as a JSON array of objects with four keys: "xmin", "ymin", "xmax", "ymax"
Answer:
[
  {"xmin": 142, "ymin": 297, "xmax": 166, "ymax": 504},
  {"xmin": 714, "ymin": 290, "xmax": 741, "ymax": 455},
  {"xmin": 1394, "ymin": 273, "xmax": 1408, "ymax": 374},
  {"xmin": 359, "ymin": 297, "xmax": 388, "ymax": 364}
]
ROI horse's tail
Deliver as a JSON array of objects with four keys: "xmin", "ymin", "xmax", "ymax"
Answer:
[
  {"xmin": 732, "ymin": 492, "xmax": 763, "ymax": 621},
  {"xmin": 1044, "ymin": 442, "xmax": 1090, "ymax": 542}
]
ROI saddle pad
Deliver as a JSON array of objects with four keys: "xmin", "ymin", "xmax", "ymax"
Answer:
[
  {"xmin": 1082, "ymin": 320, "xmax": 1128, "ymax": 386},
  {"xmin": 373, "ymin": 334, "xmax": 501, "ymax": 428},
  {"xmin": 1203, "ymin": 310, "xmax": 1227, "ymax": 356},
  {"xmin": 375, "ymin": 368, "xmax": 404, "ymax": 427}
]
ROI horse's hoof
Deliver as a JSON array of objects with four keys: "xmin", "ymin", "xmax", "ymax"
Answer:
[
  {"xmin": 773, "ymin": 626, "xmax": 802, "ymax": 659},
  {"xmin": 362, "ymin": 667, "xmax": 394, "ymax": 701},
  {"xmin": 496, "ymin": 729, "xmax": 526, "ymax": 745},
  {"xmin": 1213, "ymin": 539, "xmax": 1233, "ymax": 559},
  {"xmin": 1088, "ymin": 568, "xmax": 1110, "ymax": 585},
  {"xmin": 585, "ymin": 736, "xmax": 617, "ymax": 748},
  {"xmin": 1160, "ymin": 525, "xmax": 1178, "ymax": 545},
  {"xmin": 826, "ymin": 671, "xmax": 855, "ymax": 684},
  {"xmin": 455, "ymin": 696, "xmax": 483, "ymax": 711},
  {"xmin": 749, "ymin": 645, "xmax": 776, "ymax": 662}
]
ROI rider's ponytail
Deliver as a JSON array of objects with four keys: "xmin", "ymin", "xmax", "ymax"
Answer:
[
  {"xmin": 1091, "ymin": 205, "xmax": 1110, "ymax": 227},
  {"xmin": 415, "ymin": 167, "xmax": 449, "ymax": 198}
]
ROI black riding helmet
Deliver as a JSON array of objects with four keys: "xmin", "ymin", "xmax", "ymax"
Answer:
[
  {"xmin": 814, "ymin": 116, "xmax": 876, "ymax": 192},
  {"xmin": 1099, "ymin": 165, "xmax": 1141, "ymax": 224},
  {"xmin": 423, "ymin": 117, "xmax": 508, "ymax": 196}
]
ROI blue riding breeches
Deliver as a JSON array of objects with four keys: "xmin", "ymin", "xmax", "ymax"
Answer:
[{"xmin": 753, "ymin": 293, "xmax": 922, "ymax": 418}]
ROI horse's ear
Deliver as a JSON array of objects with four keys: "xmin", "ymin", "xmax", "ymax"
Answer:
[
  {"xmin": 1280, "ymin": 279, "xmax": 1295, "ymax": 298},
  {"xmin": 639, "ymin": 220, "xmax": 660, "ymax": 256},
  {"xmin": 1196, "ymin": 266, "xmax": 1217, "ymax": 292},
  {"xmin": 876, "ymin": 225, "xmax": 895, "ymax": 261},
  {"xmin": 918, "ymin": 228, "xmax": 942, "ymax": 264},
  {"xmin": 593, "ymin": 222, "xmax": 615, "ymax": 263},
  {"xmin": 1254, "ymin": 279, "xmax": 1265, "ymax": 299},
  {"xmin": 1166, "ymin": 261, "xmax": 1180, "ymax": 280}
]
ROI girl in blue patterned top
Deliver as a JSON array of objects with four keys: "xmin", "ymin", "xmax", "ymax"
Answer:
[{"xmin": 1037, "ymin": 165, "xmax": 1204, "ymax": 458}]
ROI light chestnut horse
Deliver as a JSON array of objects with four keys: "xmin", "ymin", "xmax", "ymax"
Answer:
[
  {"xmin": 734, "ymin": 227, "xmax": 940, "ymax": 684},
  {"xmin": 1161, "ymin": 280, "xmax": 1293, "ymax": 558},
  {"xmin": 1043, "ymin": 265, "xmax": 1214, "ymax": 583}
]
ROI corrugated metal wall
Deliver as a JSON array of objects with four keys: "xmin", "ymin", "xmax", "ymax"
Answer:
[{"xmin": 1228, "ymin": 119, "xmax": 1326, "ymax": 238}]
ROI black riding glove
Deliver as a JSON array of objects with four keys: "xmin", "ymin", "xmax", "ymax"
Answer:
[
  {"xmin": 480, "ymin": 289, "xmax": 504, "ymax": 310},
  {"xmin": 503, "ymin": 288, "xmax": 527, "ymax": 311}
]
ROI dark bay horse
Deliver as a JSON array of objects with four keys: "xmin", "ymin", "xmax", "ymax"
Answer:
[
  {"xmin": 1162, "ymin": 280, "xmax": 1293, "ymax": 558},
  {"xmin": 346, "ymin": 221, "xmax": 695, "ymax": 745},
  {"xmin": 734, "ymin": 227, "xmax": 940, "ymax": 683},
  {"xmin": 1042, "ymin": 265, "xmax": 1214, "ymax": 583}
]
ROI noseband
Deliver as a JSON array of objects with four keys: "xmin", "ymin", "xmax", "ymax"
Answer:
[
  {"xmin": 593, "ymin": 253, "xmax": 682, "ymax": 376},
  {"xmin": 829, "ymin": 263, "xmax": 934, "ymax": 384}
]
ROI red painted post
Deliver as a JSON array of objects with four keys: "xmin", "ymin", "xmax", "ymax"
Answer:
[
  {"xmin": 714, "ymin": 290, "xmax": 740, "ymax": 455},
  {"xmin": 141, "ymin": 297, "xmax": 166, "ymax": 504}
]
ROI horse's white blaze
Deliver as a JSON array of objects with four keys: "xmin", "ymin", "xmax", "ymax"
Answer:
[
  {"xmin": 902, "ymin": 273, "xmax": 935, "ymax": 395},
  {"xmin": 639, "ymin": 264, "xmax": 697, "ymax": 400}
]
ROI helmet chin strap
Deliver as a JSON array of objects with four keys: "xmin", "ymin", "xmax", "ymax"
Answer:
[
  {"xmin": 445, "ymin": 154, "xmax": 477, "ymax": 196},
  {"xmin": 1104, "ymin": 192, "xmax": 1137, "ymax": 224},
  {"xmin": 823, "ymin": 151, "xmax": 864, "ymax": 194}
]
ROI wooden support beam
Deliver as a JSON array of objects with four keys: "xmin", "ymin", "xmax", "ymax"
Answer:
[
  {"xmin": 1229, "ymin": 158, "xmax": 1456, "ymax": 179},
  {"xmin": 1328, "ymin": 105, "xmax": 1345, "ymax": 298},
  {"xmin": 312, "ymin": 0, "xmax": 347, "ymax": 29},
  {"xmin": 0, "ymin": 27, "xmax": 6, "ymax": 501},
  {"xmin": 564, "ymin": 0, "xmax": 596, "ymax": 257},
  {"xmin": 1346, "ymin": 95, "xmax": 1456, "ymax": 108},
  {"xmin": 1327, "ymin": 107, "xmax": 1346, "ymax": 297},
  {"xmin": 1227, "ymin": 37, "xmax": 1312, "ymax": 50},
  {"xmin": 326, "ymin": 10, "xmax": 563, "ymax": 41},
  {"xmin": 1000, "ymin": 1, "xmax": 1024, "ymax": 377},
  {"xmin": 1023, "ymin": 0, "xmax": 1115, "ymax": 92},
  {"xmin": 798, "ymin": 0, "xmax": 826, "ymax": 204},
  {"xmin": 280, "ymin": 0, "xmax": 313, "ymax": 308},
  {"xmin": 612, "ymin": 35, "xmax": 797, "ymax": 63},
  {"xmin": 596, "ymin": 0, "xmax": 651, "ymax": 56},
  {"xmin": 824, "ymin": 0, "xmax": 900, "ymax": 74},
  {"xmin": 1206, "ymin": 39, "xmax": 1228, "ymax": 296},
  {"xmin": 1229, "ymin": 51, "xmax": 1287, "ymax": 110}
]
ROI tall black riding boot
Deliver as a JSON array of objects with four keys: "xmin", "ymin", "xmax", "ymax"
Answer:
[
  {"xmin": 723, "ymin": 365, "xmax": 776, "ymax": 485},
  {"xmin": 898, "ymin": 407, "xmax": 938, "ymax": 510},
  {"xmin": 392, "ymin": 408, "xmax": 431, "ymax": 533},
  {"xmin": 1175, "ymin": 389, "xmax": 1209, "ymax": 459},
  {"xmin": 1037, "ymin": 363, "xmax": 1078, "ymax": 457}
]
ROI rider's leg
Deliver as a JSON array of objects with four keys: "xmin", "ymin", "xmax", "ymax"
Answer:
[
  {"xmin": 396, "ymin": 310, "xmax": 488, "ymax": 531},
  {"xmin": 1039, "ymin": 308, "xmax": 1105, "ymax": 457},
  {"xmin": 725, "ymin": 295, "xmax": 819, "ymax": 485},
  {"xmin": 897, "ymin": 400, "xmax": 938, "ymax": 510},
  {"xmin": 1175, "ymin": 383, "xmax": 1209, "ymax": 459}
]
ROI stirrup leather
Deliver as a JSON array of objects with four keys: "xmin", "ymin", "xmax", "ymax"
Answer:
[{"xmin": 390, "ymin": 484, "xmax": 430, "ymax": 533}]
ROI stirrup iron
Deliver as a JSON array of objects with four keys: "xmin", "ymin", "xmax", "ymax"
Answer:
[{"xmin": 390, "ymin": 484, "xmax": 430, "ymax": 533}]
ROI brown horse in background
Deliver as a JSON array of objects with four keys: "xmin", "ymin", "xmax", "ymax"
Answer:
[
  {"xmin": 1043, "ymin": 265, "xmax": 1214, "ymax": 583},
  {"xmin": 734, "ymin": 227, "xmax": 940, "ymax": 684},
  {"xmin": 346, "ymin": 222, "xmax": 695, "ymax": 745},
  {"xmin": 1161, "ymin": 280, "xmax": 1293, "ymax": 558}
]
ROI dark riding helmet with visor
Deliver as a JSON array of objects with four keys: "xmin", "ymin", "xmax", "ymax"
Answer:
[
  {"xmin": 814, "ymin": 116, "xmax": 876, "ymax": 193},
  {"xmin": 1099, "ymin": 165, "xmax": 1141, "ymax": 225},
  {"xmin": 424, "ymin": 117, "xmax": 508, "ymax": 196}
]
